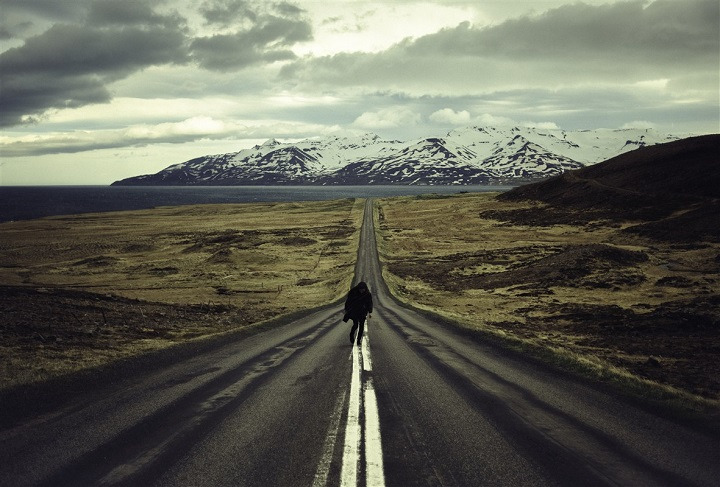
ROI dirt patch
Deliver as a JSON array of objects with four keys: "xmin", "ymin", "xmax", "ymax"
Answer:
[
  {"xmin": 182, "ymin": 230, "xmax": 261, "ymax": 253},
  {"xmin": 655, "ymin": 276, "xmax": 697, "ymax": 288},
  {"xmin": 73, "ymin": 256, "xmax": 121, "ymax": 267},
  {"xmin": 480, "ymin": 206, "xmax": 619, "ymax": 227},
  {"xmin": 624, "ymin": 202, "xmax": 720, "ymax": 243},
  {"xmin": 122, "ymin": 243, "xmax": 157, "ymax": 253},
  {"xmin": 147, "ymin": 266, "xmax": 180, "ymax": 276},
  {"xmin": 280, "ymin": 236, "xmax": 316, "ymax": 246},
  {"xmin": 389, "ymin": 244, "xmax": 648, "ymax": 292},
  {"xmin": 207, "ymin": 249, "xmax": 233, "ymax": 264},
  {"xmin": 0, "ymin": 285, "xmax": 259, "ymax": 389},
  {"xmin": 515, "ymin": 296, "xmax": 720, "ymax": 398}
]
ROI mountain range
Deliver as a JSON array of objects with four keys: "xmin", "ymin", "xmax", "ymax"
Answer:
[{"xmin": 112, "ymin": 126, "xmax": 680, "ymax": 186}]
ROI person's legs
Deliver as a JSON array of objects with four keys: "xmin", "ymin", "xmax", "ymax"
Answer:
[
  {"xmin": 356, "ymin": 317, "xmax": 366, "ymax": 345},
  {"xmin": 350, "ymin": 320, "xmax": 358, "ymax": 344}
]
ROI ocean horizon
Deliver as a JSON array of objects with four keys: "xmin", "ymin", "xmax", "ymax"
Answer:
[{"xmin": 0, "ymin": 185, "xmax": 515, "ymax": 223}]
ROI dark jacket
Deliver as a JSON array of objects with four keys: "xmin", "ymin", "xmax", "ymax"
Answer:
[{"xmin": 344, "ymin": 281, "xmax": 373, "ymax": 321}]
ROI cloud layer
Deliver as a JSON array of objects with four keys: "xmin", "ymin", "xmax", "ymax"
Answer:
[
  {"xmin": 191, "ymin": 1, "xmax": 312, "ymax": 71},
  {"xmin": 0, "ymin": 0, "xmax": 717, "ymax": 184},
  {"xmin": 0, "ymin": 0, "xmax": 314, "ymax": 126},
  {"xmin": 281, "ymin": 0, "xmax": 719, "ymax": 94}
]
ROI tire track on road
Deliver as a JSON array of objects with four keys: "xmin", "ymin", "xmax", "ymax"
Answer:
[
  {"xmin": 37, "ymin": 313, "xmax": 342, "ymax": 487},
  {"xmin": 375, "ymin": 299, "xmax": 699, "ymax": 486}
]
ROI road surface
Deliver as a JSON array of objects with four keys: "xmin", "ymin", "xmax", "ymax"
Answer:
[{"xmin": 1, "ymin": 199, "xmax": 718, "ymax": 486}]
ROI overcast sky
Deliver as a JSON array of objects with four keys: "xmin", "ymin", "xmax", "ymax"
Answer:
[{"xmin": 0, "ymin": 0, "xmax": 718, "ymax": 185}]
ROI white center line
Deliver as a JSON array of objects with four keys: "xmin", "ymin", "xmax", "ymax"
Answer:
[
  {"xmin": 361, "ymin": 338, "xmax": 372, "ymax": 372},
  {"xmin": 362, "ymin": 336, "xmax": 385, "ymax": 487},
  {"xmin": 340, "ymin": 345, "xmax": 361, "ymax": 487},
  {"xmin": 331, "ymin": 330, "xmax": 385, "ymax": 487}
]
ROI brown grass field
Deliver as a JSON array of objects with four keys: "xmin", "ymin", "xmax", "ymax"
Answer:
[
  {"xmin": 375, "ymin": 193, "xmax": 720, "ymax": 410},
  {"xmin": 0, "ymin": 199, "xmax": 364, "ymax": 390},
  {"xmin": 2, "ymin": 191, "xmax": 719, "ymax": 416}
]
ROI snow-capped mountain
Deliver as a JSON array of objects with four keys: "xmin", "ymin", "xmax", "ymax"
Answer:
[{"xmin": 112, "ymin": 126, "xmax": 679, "ymax": 186}]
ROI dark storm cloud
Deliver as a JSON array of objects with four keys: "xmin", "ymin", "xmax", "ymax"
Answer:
[
  {"xmin": 0, "ymin": 0, "xmax": 91, "ymax": 42},
  {"xmin": 281, "ymin": 0, "xmax": 719, "ymax": 90},
  {"xmin": 1, "ymin": 23, "xmax": 187, "ymax": 75},
  {"xmin": 0, "ymin": 20, "xmax": 188, "ymax": 126},
  {"xmin": 200, "ymin": 0, "xmax": 259, "ymax": 26},
  {"xmin": 0, "ymin": 20, "xmax": 34, "ymax": 40},
  {"xmin": 191, "ymin": 31, "xmax": 296, "ymax": 71},
  {"xmin": 191, "ymin": 2, "xmax": 312, "ymax": 71},
  {"xmin": 87, "ymin": 0, "xmax": 183, "ymax": 28},
  {"xmin": 199, "ymin": 0, "xmax": 307, "ymax": 26},
  {"xmin": 408, "ymin": 0, "xmax": 718, "ymax": 62},
  {"xmin": 275, "ymin": 2, "xmax": 305, "ymax": 17},
  {"xmin": 0, "ymin": 0, "xmax": 93, "ymax": 23},
  {"xmin": 0, "ymin": 0, "xmax": 313, "ymax": 126}
]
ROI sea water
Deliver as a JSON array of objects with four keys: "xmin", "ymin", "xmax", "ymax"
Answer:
[{"xmin": 0, "ymin": 185, "xmax": 514, "ymax": 223}]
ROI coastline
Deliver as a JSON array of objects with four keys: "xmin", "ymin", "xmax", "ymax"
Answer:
[{"xmin": 0, "ymin": 184, "xmax": 514, "ymax": 223}]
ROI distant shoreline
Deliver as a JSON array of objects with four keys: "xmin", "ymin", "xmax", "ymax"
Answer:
[{"xmin": 0, "ymin": 184, "xmax": 515, "ymax": 223}]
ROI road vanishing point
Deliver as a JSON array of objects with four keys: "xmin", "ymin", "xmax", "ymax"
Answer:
[{"xmin": 1, "ymin": 200, "xmax": 719, "ymax": 486}]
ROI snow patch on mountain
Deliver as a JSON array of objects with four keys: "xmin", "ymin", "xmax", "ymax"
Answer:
[{"xmin": 112, "ymin": 127, "xmax": 679, "ymax": 186}]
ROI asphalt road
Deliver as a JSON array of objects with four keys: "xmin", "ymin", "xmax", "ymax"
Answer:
[{"xmin": 1, "ymin": 199, "xmax": 718, "ymax": 486}]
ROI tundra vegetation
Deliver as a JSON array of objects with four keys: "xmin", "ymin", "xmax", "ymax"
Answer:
[
  {"xmin": 2, "ymin": 187, "xmax": 718, "ymax": 419},
  {"xmin": 375, "ymin": 193, "xmax": 720, "ymax": 412},
  {"xmin": 0, "ymin": 199, "xmax": 364, "ymax": 390}
]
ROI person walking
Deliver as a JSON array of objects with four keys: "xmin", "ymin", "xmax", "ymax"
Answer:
[{"xmin": 343, "ymin": 281, "xmax": 373, "ymax": 346}]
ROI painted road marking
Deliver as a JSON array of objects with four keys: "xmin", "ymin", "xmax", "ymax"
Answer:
[
  {"xmin": 314, "ymin": 332, "xmax": 385, "ymax": 487},
  {"xmin": 361, "ymin": 337, "xmax": 372, "ymax": 372},
  {"xmin": 340, "ymin": 345, "xmax": 362, "ymax": 487},
  {"xmin": 340, "ymin": 335, "xmax": 385, "ymax": 487},
  {"xmin": 361, "ymin": 336, "xmax": 384, "ymax": 486},
  {"xmin": 364, "ymin": 378, "xmax": 384, "ymax": 486}
]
